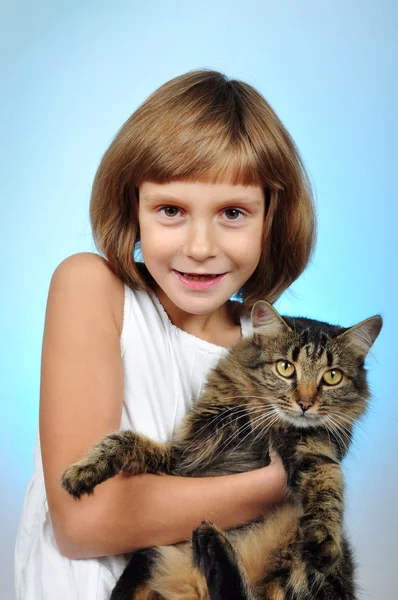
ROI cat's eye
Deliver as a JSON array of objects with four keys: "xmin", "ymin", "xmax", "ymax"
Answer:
[
  {"xmin": 276, "ymin": 360, "xmax": 295, "ymax": 378},
  {"xmin": 322, "ymin": 369, "xmax": 343, "ymax": 386}
]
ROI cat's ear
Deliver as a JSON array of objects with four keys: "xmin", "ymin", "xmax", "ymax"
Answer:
[
  {"xmin": 339, "ymin": 315, "xmax": 383, "ymax": 360},
  {"xmin": 251, "ymin": 300, "xmax": 291, "ymax": 342}
]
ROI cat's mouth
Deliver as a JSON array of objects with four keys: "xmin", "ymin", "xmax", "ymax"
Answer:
[{"xmin": 277, "ymin": 407, "xmax": 324, "ymax": 428}]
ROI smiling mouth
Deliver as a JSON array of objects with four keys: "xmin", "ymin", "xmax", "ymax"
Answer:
[{"xmin": 174, "ymin": 271, "xmax": 224, "ymax": 281}]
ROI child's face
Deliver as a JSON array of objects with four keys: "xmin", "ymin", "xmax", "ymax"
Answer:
[{"xmin": 138, "ymin": 180, "xmax": 265, "ymax": 317}]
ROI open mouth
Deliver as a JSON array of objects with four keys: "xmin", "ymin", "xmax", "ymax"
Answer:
[
  {"xmin": 172, "ymin": 270, "xmax": 227, "ymax": 289},
  {"xmin": 174, "ymin": 271, "xmax": 224, "ymax": 282}
]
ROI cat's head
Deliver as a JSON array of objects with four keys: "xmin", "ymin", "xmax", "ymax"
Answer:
[{"xmin": 237, "ymin": 301, "xmax": 382, "ymax": 430}]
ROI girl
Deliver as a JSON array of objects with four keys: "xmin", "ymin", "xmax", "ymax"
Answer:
[{"xmin": 15, "ymin": 69, "xmax": 316, "ymax": 599}]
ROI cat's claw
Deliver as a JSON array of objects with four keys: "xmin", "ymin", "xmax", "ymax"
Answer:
[{"xmin": 300, "ymin": 518, "xmax": 342, "ymax": 572}]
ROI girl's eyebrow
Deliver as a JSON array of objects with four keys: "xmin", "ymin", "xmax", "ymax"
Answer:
[{"xmin": 143, "ymin": 193, "xmax": 262, "ymax": 206}]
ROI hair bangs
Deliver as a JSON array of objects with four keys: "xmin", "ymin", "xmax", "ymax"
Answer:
[
  {"xmin": 134, "ymin": 134, "xmax": 265, "ymax": 188},
  {"xmin": 130, "ymin": 98, "xmax": 267, "ymax": 188}
]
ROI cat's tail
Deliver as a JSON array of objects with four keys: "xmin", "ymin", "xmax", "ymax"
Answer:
[{"xmin": 192, "ymin": 521, "xmax": 255, "ymax": 600}]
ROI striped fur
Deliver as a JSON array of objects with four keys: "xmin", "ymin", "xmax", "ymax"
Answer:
[{"xmin": 62, "ymin": 301, "xmax": 382, "ymax": 599}]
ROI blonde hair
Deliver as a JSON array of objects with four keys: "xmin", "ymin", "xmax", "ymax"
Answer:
[{"xmin": 90, "ymin": 69, "xmax": 316, "ymax": 315}]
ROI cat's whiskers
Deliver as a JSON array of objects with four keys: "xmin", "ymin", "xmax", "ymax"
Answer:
[
  {"xmin": 325, "ymin": 413, "xmax": 349, "ymax": 440},
  {"xmin": 323, "ymin": 420, "xmax": 345, "ymax": 456},
  {"xmin": 328, "ymin": 412, "xmax": 355, "ymax": 432},
  {"xmin": 210, "ymin": 419, "xmax": 256, "ymax": 458},
  {"xmin": 188, "ymin": 405, "xmax": 264, "ymax": 443},
  {"xmin": 233, "ymin": 411, "xmax": 281, "ymax": 453},
  {"xmin": 199, "ymin": 398, "xmax": 270, "ymax": 424},
  {"xmin": 329, "ymin": 411, "xmax": 358, "ymax": 431},
  {"xmin": 323, "ymin": 421, "xmax": 332, "ymax": 448},
  {"xmin": 219, "ymin": 408, "xmax": 277, "ymax": 450},
  {"xmin": 327, "ymin": 414, "xmax": 368, "ymax": 456},
  {"xmin": 231, "ymin": 415, "xmax": 280, "ymax": 460},
  {"xmin": 331, "ymin": 411, "xmax": 375, "ymax": 446},
  {"xmin": 190, "ymin": 406, "xmax": 275, "ymax": 455},
  {"xmin": 251, "ymin": 412, "xmax": 281, "ymax": 448},
  {"xmin": 324, "ymin": 416, "xmax": 349, "ymax": 454},
  {"xmin": 221, "ymin": 395, "xmax": 275, "ymax": 402},
  {"xmin": 327, "ymin": 414, "xmax": 352, "ymax": 447},
  {"xmin": 213, "ymin": 409, "xmax": 278, "ymax": 457},
  {"xmin": 215, "ymin": 416, "xmax": 277, "ymax": 461}
]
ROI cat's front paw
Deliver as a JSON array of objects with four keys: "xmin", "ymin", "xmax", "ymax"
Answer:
[
  {"xmin": 61, "ymin": 431, "xmax": 142, "ymax": 499},
  {"xmin": 62, "ymin": 460, "xmax": 113, "ymax": 499},
  {"xmin": 299, "ymin": 517, "xmax": 342, "ymax": 572}
]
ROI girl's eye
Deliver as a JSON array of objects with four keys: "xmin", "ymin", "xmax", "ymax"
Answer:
[
  {"xmin": 160, "ymin": 206, "xmax": 181, "ymax": 218},
  {"xmin": 223, "ymin": 208, "xmax": 244, "ymax": 220},
  {"xmin": 276, "ymin": 360, "xmax": 295, "ymax": 378},
  {"xmin": 322, "ymin": 369, "xmax": 343, "ymax": 386},
  {"xmin": 158, "ymin": 206, "xmax": 245, "ymax": 220}
]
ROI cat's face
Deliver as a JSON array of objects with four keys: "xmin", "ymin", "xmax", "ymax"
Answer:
[{"xmin": 237, "ymin": 302, "xmax": 382, "ymax": 431}]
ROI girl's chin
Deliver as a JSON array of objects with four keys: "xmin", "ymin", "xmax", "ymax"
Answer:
[{"xmin": 158, "ymin": 287, "xmax": 232, "ymax": 315}]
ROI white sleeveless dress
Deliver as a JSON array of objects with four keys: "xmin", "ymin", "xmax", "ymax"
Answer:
[{"xmin": 15, "ymin": 285, "xmax": 252, "ymax": 599}]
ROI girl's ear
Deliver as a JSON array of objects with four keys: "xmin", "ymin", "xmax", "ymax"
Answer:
[
  {"xmin": 338, "ymin": 315, "xmax": 383, "ymax": 361},
  {"xmin": 251, "ymin": 300, "xmax": 291, "ymax": 341}
]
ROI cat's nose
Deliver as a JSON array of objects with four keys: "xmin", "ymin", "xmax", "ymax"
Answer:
[{"xmin": 296, "ymin": 399, "xmax": 312, "ymax": 412}]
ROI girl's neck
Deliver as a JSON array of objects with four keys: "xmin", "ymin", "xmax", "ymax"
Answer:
[{"xmin": 153, "ymin": 284, "xmax": 241, "ymax": 348}]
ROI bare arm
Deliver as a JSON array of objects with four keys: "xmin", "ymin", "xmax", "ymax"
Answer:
[
  {"xmin": 40, "ymin": 253, "xmax": 288, "ymax": 560},
  {"xmin": 60, "ymin": 463, "xmax": 286, "ymax": 559}
]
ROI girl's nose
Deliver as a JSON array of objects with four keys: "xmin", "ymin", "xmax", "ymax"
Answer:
[{"xmin": 184, "ymin": 223, "xmax": 217, "ymax": 261}]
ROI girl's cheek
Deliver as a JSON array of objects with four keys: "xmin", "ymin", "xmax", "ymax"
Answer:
[{"xmin": 141, "ymin": 229, "xmax": 182, "ymax": 253}]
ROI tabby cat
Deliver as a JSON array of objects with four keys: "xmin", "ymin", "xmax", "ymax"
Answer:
[{"xmin": 62, "ymin": 300, "xmax": 382, "ymax": 600}]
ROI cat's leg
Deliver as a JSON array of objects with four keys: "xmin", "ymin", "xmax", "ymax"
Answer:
[
  {"xmin": 192, "ymin": 521, "xmax": 255, "ymax": 600},
  {"xmin": 276, "ymin": 437, "xmax": 345, "ymax": 574},
  {"xmin": 61, "ymin": 430, "xmax": 172, "ymax": 498},
  {"xmin": 110, "ymin": 548, "xmax": 160, "ymax": 600},
  {"xmin": 255, "ymin": 530, "xmax": 356, "ymax": 600},
  {"xmin": 297, "ymin": 459, "xmax": 344, "ymax": 573},
  {"xmin": 225, "ymin": 501, "xmax": 356, "ymax": 600},
  {"xmin": 231, "ymin": 503, "xmax": 314, "ymax": 600},
  {"xmin": 317, "ymin": 534, "xmax": 357, "ymax": 600}
]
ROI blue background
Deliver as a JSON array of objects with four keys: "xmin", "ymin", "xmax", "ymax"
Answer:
[{"xmin": 2, "ymin": 1, "xmax": 397, "ymax": 598}]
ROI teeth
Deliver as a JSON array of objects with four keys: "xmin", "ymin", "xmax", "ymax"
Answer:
[{"xmin": 182, "ymin": 273, "xmax": 218, "ymax": 281}]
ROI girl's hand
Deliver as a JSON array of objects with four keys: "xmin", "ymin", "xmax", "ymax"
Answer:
[{"xmin": 267, "ymin": 450, "xmax": 289, "ymax": 504}]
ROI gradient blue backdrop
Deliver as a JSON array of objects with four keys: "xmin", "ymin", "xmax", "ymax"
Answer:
[{"xmin": 2, "ymin": 1, "xmax": 397, "ymax": 598}]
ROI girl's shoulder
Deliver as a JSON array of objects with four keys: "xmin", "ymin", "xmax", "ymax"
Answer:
[{"xmin": 51, "ymin": 252, "xmax": 125, "ymax": 336}]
